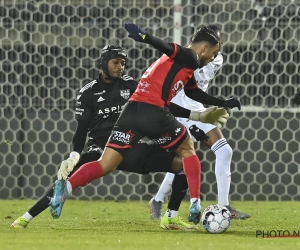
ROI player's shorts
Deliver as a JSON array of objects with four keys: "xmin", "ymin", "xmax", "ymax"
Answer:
[
  {"xmin": 176, "ymin": 117, "xmax": 216, "ymax": 142},
  {"xmin": 70, "ymin": 143, "xmax": 177, "ymax": 176},
  {"xmin": 106, "ymin": 101, "xmax": 188, "ymax": 154},
  {"xmin": 118, "ymin": 141, "xmax": 177, "ymax": 174}
]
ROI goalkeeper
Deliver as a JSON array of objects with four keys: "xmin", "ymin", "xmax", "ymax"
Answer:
[
  {"xmin": 150, "ymin": 25, "xmax": 251, "ymax": 226},
  {"xmin": 11, "ymin": 44, "xmax": 229, "ymax": 229},
  {"xmin": 48, "ymin": 23, "xmax": 241, "ymax": 227}
]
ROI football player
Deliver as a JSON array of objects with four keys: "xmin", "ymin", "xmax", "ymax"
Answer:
[
  {"xmin": 150, "ymin": 25, "xmax": 251, "ymax": 225},
  {"xmin": 48, "ymin": 24, "xmax": 241, "ymax": 227},
  {"xmin": 12, "ymin": 44, "xmax": 227, "ymax": 229}
]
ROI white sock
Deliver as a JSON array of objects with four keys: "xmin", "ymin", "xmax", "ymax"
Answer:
[
  {"xmin": 22, "ymin": 212, "xmax": 33, "ymax": 221},
  {"xmin": 165, "ymin": 209, "xmax": 178, "ymax": 218},
  {"xmin": 66, "ymin": 180, "xmax": 73, "ymax": 195},
  {"xmin": 211, "ymin": 138, "xmax": 232, "ymax": 206},
  {"xmin": 190, "ymin": 198, "xmax": 201, "ymax": 206},
  {"xmin": 154, "ymin": 172, "xmax": 174, "ymax": 202}
]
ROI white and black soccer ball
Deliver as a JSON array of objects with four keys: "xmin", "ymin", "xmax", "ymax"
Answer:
[{"xmin": 201, "ymin": 204, "xmax": 231, "ymax": 234}]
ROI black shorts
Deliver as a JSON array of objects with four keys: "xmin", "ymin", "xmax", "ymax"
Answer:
[
  {"xmin": 118, "ymin": 141, "xmax": 177, "ymax": 174},
  {"xmin": 106, "ymin": 101, "xmax": 188, "ymax": 154},
  {"xmin": 70, "ymin": 142, "xmax": 176, "ymax": 176}
]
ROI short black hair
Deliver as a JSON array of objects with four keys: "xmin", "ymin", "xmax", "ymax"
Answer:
[
  {"xmin": 207, "ymin": 24, "xmax": 221, "ymax": 34},
  {"xmin": 191, "ymin": 26, "xmax": 219, "ymax": 46}
]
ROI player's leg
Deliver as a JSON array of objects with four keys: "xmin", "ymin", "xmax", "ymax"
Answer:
[
  {"xmin": 11, "ymin": 151, "xmax": 100, "ymax": 228},
  {"xmin": 49, "ymin": 102, "xmax": 143, "ymax": 219},
  {"xmin": 49, "ymin": 147, "xmax": 123, "ymax": 219},
  {"xmin": 160, "ymin": 171, "xmax": 197, "ymax": 230},
  {"xmin": 136, "ymin": 104, "xmax": 202, "ymax": 224},
  {"xmin": 149, "ymin": 172, "xmax": 174, "ymax": 220},
  {"xmin": 175, "ymin": 136, "xmax": 202, "ymax": 224},
  {"xmin": 202, "ymin": 125, "xmax": 251, "ymax": 219},
  {"xmin": 118, "ymin": 143, "xmax": 197, "ymax": 230},
  {"xmin": 202, "ymin": 126, "xmax": 232, "ymax": 206}
]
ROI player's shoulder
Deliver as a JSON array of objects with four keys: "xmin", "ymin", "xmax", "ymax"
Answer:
[
  {"xmin": 120, "ymin": 75, "xmax": 138, "ymax": 87},
  {"xmin": 174, "ymin": 45, "xmax": 199, "ymax": 69},
  {"xmin": 79, "ymin": 79, "xmax": 98, "ymax": 93},
  {"xmin": 121, "ymin": 74, "xmax": 136, "ymax": 82}
]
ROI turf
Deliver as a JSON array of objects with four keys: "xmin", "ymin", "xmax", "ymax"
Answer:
[{"xmin": 1, "ymin": 200, "xmax": 299, "ymax": 250}]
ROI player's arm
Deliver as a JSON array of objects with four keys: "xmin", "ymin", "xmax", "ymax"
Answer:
[
  {"xmin": 57, "ymin": 89, "xmax": 92, "ymax": 180},
  {"xmin": 71, "ymin": 119, "xmax": 89, "ymax": 154},
  {"xmin": 184, "ymin": 77, "xmax": 241, "ymax": 110},
  {"xmin": 124, "ymin": 23, "xmax": 175, "ymax": 57},
  {"xmin": 169, "ymin": 102, "xmax": 190, "ymax": 118},
  {"xmin": 169, "ymin": 102, "xmax": 229, "ymax": 127},
  {"xmin": 124, "ymin": 23, "xmax": 199, "ymax": 69}
]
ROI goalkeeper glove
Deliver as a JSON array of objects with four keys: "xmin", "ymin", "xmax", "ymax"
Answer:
[
  {"xmin": 292, "ymin": 91, "xmax": 300, "ymax": 105},
  {"xmin": 189, "ymin": 125, "xmax": 209, "ymax": 141},
  {"xmin": 124, "ymin": 23, "xmax": 147, "ymax": 42},
  {"xmin": 224, "ymin": 97, "xmax": 241, "ymax": 110},
  {"xmin": 57, "ymin": 151, "xmax": 80, "ymax": 180},
  {"xmin": 189, "ymin": 106, "xmax": 230, "ymax": 128}
]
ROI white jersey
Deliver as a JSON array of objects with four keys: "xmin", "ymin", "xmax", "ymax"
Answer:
[
  {"xmin": 172, "ymin": 53, "xmax": 224, "ymax": 140},
  {"xmin": 171, "ymin": 52, "xmax": 223, "ymax": 112}
]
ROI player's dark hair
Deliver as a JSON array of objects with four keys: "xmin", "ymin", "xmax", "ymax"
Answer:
[
  {"xmin": 206, "ymin": 25, "xmax": 221, "ymax": 35},
  {"xmin": 191, "ymin": 26, "xmax": 219, "ymax": 46},
  {"xmin": 99, "ymin": 45, "xmax": 127, "ymax": 79}
]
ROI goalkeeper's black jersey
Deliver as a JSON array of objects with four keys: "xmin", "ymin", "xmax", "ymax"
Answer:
[{"xmin": 75, "ymin": 74, "xmax": 137, "ymax": 149}]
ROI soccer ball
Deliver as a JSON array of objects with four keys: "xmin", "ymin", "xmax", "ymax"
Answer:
[{"xmin": 201, "ymin": 204, "xmax": 231, "ymax": 234}]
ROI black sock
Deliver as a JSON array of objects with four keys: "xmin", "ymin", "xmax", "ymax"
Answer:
[
  {"xmin": 28, "ymin": 185, "xmax": 54, "ymax": 218},
  {"xmin": 167, "ymin": 173, "xmax": 188, "ymax": 211}
]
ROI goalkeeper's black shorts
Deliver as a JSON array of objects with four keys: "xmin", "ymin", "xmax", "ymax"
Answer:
[{"xmin": 70, "ymin": 142, "xmax": 177, "ymax": 176}]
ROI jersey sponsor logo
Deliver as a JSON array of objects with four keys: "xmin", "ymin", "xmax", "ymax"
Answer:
[
  {"xmin": 75, "ymin": 108, "xmax": 84, "ymax": 116},
  {"xmin": 175, "ymin": 127, "xmax": 181, "ymax": 135},
  {"xmin": 94, "ymin": 90, "xmax": 106, "ymax": 95},
  {"xmin": 97, "ymin": 96, "xmax": 105, "ymax": 102},
  {"xmin": 171, "ymin": 80, "xmax": 184, "ymax": 97},
  {"xmin": 152, "ymin": 133, "xmax": 172, "ymax": 145},
  {"xmin": 111, "ymin": 130, "xmax": 135, "ymax": 145},
  {"xmin": 136, "ymin": 81, "xmax": 150, "ymax": 93},
  {"xmin": 87, "ymin": 145, "xmax": 104, "ymax": 154},
  {"xmin": 120, "ymin": 89, "xmax": 130, "ymax": 99},
  {"xmin": 98, "ymin": 105, "xmax": 123, "ymax": 115}
]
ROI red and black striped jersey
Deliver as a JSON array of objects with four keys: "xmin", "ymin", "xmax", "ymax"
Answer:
[{"xmin": 130, "ymin": 43, "xmax": 200, "ymax": 107}]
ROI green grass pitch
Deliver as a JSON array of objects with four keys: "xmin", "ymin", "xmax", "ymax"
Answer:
[{"xmin": 1, "ymin": 200, "xmax": 299, "ymax": 250}]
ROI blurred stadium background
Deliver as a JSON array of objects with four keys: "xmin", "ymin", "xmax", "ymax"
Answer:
[{"xmin": 0, "ymin": 0, "xmax": 299, "ymax": 201}]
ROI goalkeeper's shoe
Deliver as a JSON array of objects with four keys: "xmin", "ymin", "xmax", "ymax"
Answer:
[
  {"xmin": 225, "ymin": 205, "xmax": 251, "ymax": 220},
  {"xmin": 149, "ymin": 198, "xmax": 163, "ymax": 220},
  {"xmin": 49, "ymin": 180, "xmax": 69, "ymax": 219},
  {"xmin": 11, "ymin": 217, "xmax": 29, "ymax": 228},
  {"xmin": 188, "ymin": 200, "xmax": 201, "ymax": 225},
  {"xmin": 160, "ymin": 215, "xmax": 198, "ymax": 230}
]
